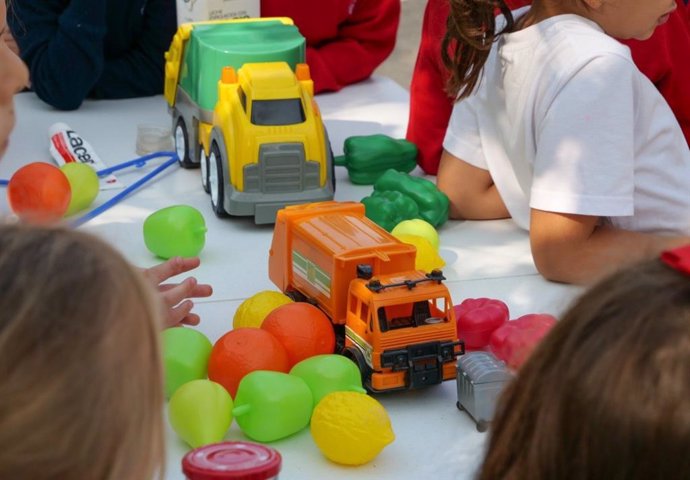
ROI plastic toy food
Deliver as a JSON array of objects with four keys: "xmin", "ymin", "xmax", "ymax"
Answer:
[
  {"xmin": 163, "ymin": 327, "xmax": 213, "ymax": 398},
  {"xmin": 233, "ymin": 290, "xmax": 292, "ymax": 329},
  {"xmin": 361, "ymin": 169, "xmax": 449, "ymax": 231},
  {"xmin": 310, "ymin": 391, "xmax": 395, "ymax": 466},
  {"xmin": 334, "ymin": 134, "xmax": 417, "ymax": 185},
  {"xmin": 208, "ymin": 328, "xmax": 290, "ymax": 397},
  {"xmin": 143, "ymin": 205, "xmax": 207, "ymax": 259},
  {"xmin": 182, "ymin": 442, "xmax": 282, "ymax": 480},
  {"xmin": 489, "ymin": 313, "xmax": 557, "ymax": 370},
  {"xmin": 261, "ymin": 302, "xmax": 336, "ymax": 367},
  {"xmin": 361, "ymin": 189, "xmax": 420, "ymax": 232},
  {"xmin": 164, "ymin": 18, "xmax": 334, "ymax": 224},
  {"xmin": 7, "ymin": 162, "xmax": 71, "ymax": 223},
  {"xmin": 289, "ymin": 354, "xmax": 366, "ymax": 405},
  {"xmin": 393, "ymin": 233, "xmax": 445, "ymax": 272},
  {"xmin": 59, "ymin": 162, "xmax": 99, "ymax": 216},
  {"xmin": 232, "ymin": 371, "xmax": 313, "ymax": 442},
  {"xmin": 391, "ymin": 218, "xmax": 440, "ymax": 250},
  {"xmin": 168, "ymin": 379, "xmax": 234, "ymax": 448},
  {"xmin": 269, "ymin": 201, "xmax": 461, "ymax": 392},
  {"xmin": 454, "ymin": 298, "xmax": 510, "ymax": 350}
]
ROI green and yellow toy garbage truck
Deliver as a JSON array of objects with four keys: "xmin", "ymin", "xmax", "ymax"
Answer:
[{"xmin": 164, "ymin": 18, "xmax": 335, "ymax": 224}]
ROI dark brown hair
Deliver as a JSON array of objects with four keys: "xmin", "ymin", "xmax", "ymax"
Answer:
[
  {"xmin": 0, "ymin": 224, "xmax": 164, "ymax": 479},
  {"xmin": 442, "ymin": 0, "xmax": 515, "ymax": 100},
  {"xmin": 479, "ymin": 258, "xmax": 690, "ymax": 479}
]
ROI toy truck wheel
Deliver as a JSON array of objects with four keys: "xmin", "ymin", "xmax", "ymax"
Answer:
[
  {"xmin": 476, "ymin": 420, "xmax": 489, "ymax": 433},
  {"xmin": 174, "ymin": 116, "xmax": 195, "ymax": 168},
  {"xmin": 343, "ymin": 346, "xmax": 372, "ymax": 391},
  {"xmin": 209, "ymin": 141, "xmax": 228, "ymax": 217},
  {"xmin": 200, "ymin": 149, "xmax": 210, "ymax": 193}
]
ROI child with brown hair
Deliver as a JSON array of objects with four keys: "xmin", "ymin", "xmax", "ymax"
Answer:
[
  {"xmin": 0, "ymin": 0, "xmax": 212, "ymax": 326},
  {"xmin": 0, "ymin": 224, "xmax": 165, "ymax": 478},
  {"xmin": 479, "ymin": 246, "xmax": 690, "ymax": 479},
  {"xmin": 437, "ymin": 0, "xmax": 690, "ymax": 285}
]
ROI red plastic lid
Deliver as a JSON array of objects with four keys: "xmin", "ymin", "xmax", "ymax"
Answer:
[{"xmin": 182, "ymin": 442, "xmax": 282, "ymax": 480}]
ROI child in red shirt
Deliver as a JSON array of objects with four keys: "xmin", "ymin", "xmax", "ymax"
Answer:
[
  {"xmin": 408, "ymin": 0, "xmax": 690, "ymax": 175},
  {"xmin": 262, "ymin": 0, "xmax": 400, "ymax": 93}
]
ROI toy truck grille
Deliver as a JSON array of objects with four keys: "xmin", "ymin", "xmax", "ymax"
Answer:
[
  {"xmin": 456, "ymin": 351, "xmax": 513, "ymax": 432},
  {"xmin": 244, "ymin": 143, "xmax": 321, "ymax": 193}
]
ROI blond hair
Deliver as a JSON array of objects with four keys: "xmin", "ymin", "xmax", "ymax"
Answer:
[
  {"xmin": 0, "ymin": 224, "xmax": 165, "ymax": 479},
  {"xmin": 479, "ymin": 258, "xmax": 690, "ymax": 479}
]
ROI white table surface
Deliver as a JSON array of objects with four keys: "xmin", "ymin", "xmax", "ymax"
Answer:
[{"xmin": 1, "ymin": 76, "xmax": 582, "ymax": 480}]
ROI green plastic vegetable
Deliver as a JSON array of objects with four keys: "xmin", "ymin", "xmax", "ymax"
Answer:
[
  {"xmin": 143, "ymin": 205, "xmax": 207, "ymax": 259},
  {"xmin": 361, "ymin": 190, "xmax": 419, "ymax": 232},
  {"xmin": 334, "ymin": 134, "xmax": 417, "ymax": 185},
  {"xmin": 168, "ymin": 379, "xmax": 234, "ymax": 448},
  {"xmin": 289, "ymin": 354, "xmax": 366, "ymax": 405},
  {"xmin": 163, "ymin": 327, "xmax": 213, "ymax": 398},
  {"xmin": 232, "ymin": 371, "xmax": 313, "ymax": 442},
  {"xmin": 361, "ymin": 169, "xmax": 449, "ymax": 230}
]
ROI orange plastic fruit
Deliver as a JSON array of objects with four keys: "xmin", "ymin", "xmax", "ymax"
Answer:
[
  {"xmin": 7, "ymin": 162, "xmax": 71, "ymax": 223},
  {"xmin": 208, "ymin": 328, "xmax": 290, "ymax": 397},
  {"xmin": 261, "ymin": 303, "xmax": 335, "ymax": 368}
]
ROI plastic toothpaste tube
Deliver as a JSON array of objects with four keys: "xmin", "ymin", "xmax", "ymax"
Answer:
[{"xmin": 49, "ymin": 122, "xmax": 124, "ymax": 190}]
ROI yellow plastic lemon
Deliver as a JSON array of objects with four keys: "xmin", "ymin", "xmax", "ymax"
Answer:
[
  {"xmin": 310, "ymin": 391, "xmax": 395, "ymax": 466},
  {"xmin": 391, "ymin": 218, "xmax": 440, "ymax": 250},
  {"xmin": 393, "ymin": 233, "xmax": 445, "ymax": 272},
  {"xmin": 232, "ymin": 290, "xmax": 293, "ymax": 329}
]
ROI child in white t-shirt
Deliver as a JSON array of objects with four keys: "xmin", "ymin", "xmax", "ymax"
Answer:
[{"xmin": 437, "ymin": 0, "xmax": 690, "ymax": 285}]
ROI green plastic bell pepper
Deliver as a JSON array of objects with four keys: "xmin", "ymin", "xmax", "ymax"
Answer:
[
  {"xmin": 334, "ymin": 134, "xmax": 418, "ymax": 185},
  {"xmin": 361, "ymin": 190, "xmax": 420, "ymax": 232},
  {"xmin": 361, "ymin": 169, "xmax": 450, "ymax": 230}
]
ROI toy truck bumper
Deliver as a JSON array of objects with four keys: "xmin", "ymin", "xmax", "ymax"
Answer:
[
  {"xmin": 224, "ymin": 142, "xmax": 334, "ymax": 224},
  {"xmin": 371, "ymin": 340, "xmax": 462, "ymax": 391}
]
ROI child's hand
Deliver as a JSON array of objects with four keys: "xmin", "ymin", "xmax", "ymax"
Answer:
[{"xmin": 143, "ymin": 257, "xmax": 213, "ymax": 328}]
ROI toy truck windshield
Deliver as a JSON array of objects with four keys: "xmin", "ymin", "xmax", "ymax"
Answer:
[
  {"xmin": 376, "ymin": 297, "xmax": 450, "ymax": 332},
  {"xmin": 251, "ymin": 99, "xmax": 306, "ymax": 126}
]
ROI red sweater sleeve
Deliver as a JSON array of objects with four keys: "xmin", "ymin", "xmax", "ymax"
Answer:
[
  {"xmin": 620, "ymin": 0, "xmax": 690, "ymax": 147},
  {"xmin": 261, "ymin": 0, "xmax": 400, "ymax": 93},
  {"xmin": 407, "ymin": 0, "xmax": 531, "ymax": 175},
  {"xmin": 406, "ymin": 0, "xmax": 452, "ymax": 175}
]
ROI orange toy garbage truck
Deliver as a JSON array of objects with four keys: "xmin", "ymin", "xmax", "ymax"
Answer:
[{"xmin": 269, "ymin": 201, "xmax": 463, "ymax": 392}]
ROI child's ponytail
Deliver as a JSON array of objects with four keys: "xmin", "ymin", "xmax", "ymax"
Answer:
[{"xmin": 441, "ymin": 0, "xmax": 514, "ymax": 100}]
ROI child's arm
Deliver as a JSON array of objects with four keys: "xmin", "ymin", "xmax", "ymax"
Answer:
[
  {"xmin": 305, "ymin": 0, "xmax": 400, "ymax": 93},
  {"xmin": 143, "ymin": 257, "xmax": 214, "ymax": 328},
  {"xmin": 406, "ymin": 0, "xmax": 453, "ymax": 175},
  {"xmin": 437, "ymin": 150, "xmax": 509, "ymax": 220},
  {"xmin": 8, "ymin": 0, "xmax": 108, "ymax": 110},
  {"xmin": 530, "ymin": 210, "xmax": 690, "ymax": 284},
  {"xmin": 90, "ymin": 0, "xmax": 176, "ymax": 101}
]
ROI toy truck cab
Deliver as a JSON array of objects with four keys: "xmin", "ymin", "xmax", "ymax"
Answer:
[
  {"xmin": 344, "ymin": 269, "xmax": 462, "ymax": 392},
  {"xmin": 163, "ymin": 18, "xmax": 334, "ymax": 224},
  {"xmin": 207, "ymin": 62, "xmax": 334, "ymax": 223},
  {"xmin": 269, "ymin": 201, "xmax": 463, "ymax": 393}
]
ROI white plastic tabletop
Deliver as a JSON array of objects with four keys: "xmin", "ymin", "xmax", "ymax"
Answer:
[{"xmin": 1, "ymin": 76, "xmax": 582, "ymax": 480}]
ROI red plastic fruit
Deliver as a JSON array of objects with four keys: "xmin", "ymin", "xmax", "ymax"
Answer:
[
  {"xmin": 454, "ymin": 298, "xmax": 509, "ymax": 349},
  {"xmin": 261, "ymin": 303, "xmax": 336, "ymax": 368},
  {"xmin": 7, "ymin": 162, "xmax": 72, "ymax": 223},
  {"xmin": 489, "ymin": 313, "xmax": 557, "ymax": 370},
  {"xmin": 208, "ymin": 328, "xmax": 289, "ymax": 397}
]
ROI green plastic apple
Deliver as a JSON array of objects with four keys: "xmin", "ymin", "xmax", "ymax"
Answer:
[
  {"xmin": 168, "ymin": 379, "xmax": 234, "ymax": 448},
  {"xmin": 143, "ymin": 205, "xmax": 207, "ymax": 259},
  {"xmin": 290, "ymin": 354, "xmax": 366, "ymax": 405},
  {"xmin": 163, "ymin": 327, "xmax": 213, "ymax": 398},
  {"xmin": 232, "ymin": 371, "xmax": 313, "ymax": 442},
  {"xmin": 60, "ymin": 162, "xmax": 99, "ymax": 216},
  {"xmin": 391, "ymin": 219, "xmax": 440, "ymax": 251}
]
